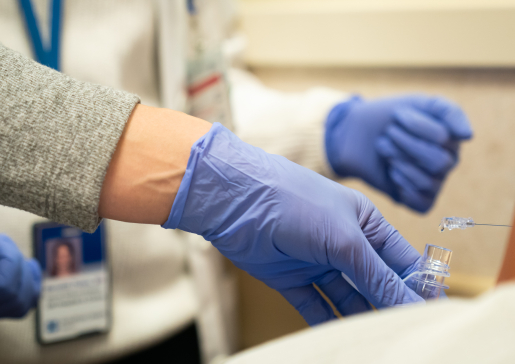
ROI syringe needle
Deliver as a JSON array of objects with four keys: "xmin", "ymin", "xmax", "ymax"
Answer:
[
  {"xmin": 474, "ymin": 223, "xmax": 512, "ymax": 228},
  {"xmin": 439, "ymin": 217, "xmax": 512, "ymax": 232}
]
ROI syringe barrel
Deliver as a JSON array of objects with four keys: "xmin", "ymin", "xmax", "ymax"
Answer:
[{"xmin": 440, "ymin": 216, "xmax": 475, "ymax": 231}]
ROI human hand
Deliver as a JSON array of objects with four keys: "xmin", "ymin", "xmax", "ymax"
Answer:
[
  {"xmin": 164, "ymin": 123, "xmax": 424, "ymax": 325},
  {"xmin": 0, "ymin": 234, "xmax": 41, "ymax": 318},
  {"xmin": 325, "ymin": 95, "xmax": 473, "ymax": 212}
]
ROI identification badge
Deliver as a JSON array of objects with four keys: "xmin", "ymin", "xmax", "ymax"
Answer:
[
  {"xmin": 187, "ymin": 50, "xmax": 234, "ymax": 130},
  {"xmin": 33, "ymin": 222, "xmax": 111, "ymax": 344}
]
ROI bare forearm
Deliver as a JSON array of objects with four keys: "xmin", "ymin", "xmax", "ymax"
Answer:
[{"xmin": 98, "ymin": 104, "xmax": 212, "ymax": 225}]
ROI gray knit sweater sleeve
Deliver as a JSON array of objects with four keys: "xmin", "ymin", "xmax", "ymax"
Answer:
[{"xmin": 0, "ymin": 45, "xmax": 140, "ymax": 233}]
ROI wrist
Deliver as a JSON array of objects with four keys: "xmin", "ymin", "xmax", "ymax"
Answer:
[
  {"xmin": 161, "ymin": 123, "xmax": 276, "ymax": 242},
  {"xmin": 162, "ymin": 122, "xmax": 226, "ymax": 231},
  {"xmin": 324, "ymin": 96, "xmax": 362, "ymax": 177},
  {"xmin": 99, "ymin": 104, "xmax": 212, "ymax": 225}
]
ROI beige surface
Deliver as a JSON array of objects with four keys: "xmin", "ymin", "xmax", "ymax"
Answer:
[
  {"xmin": 235, "ymin": 66, "xmax": 515, "ymax": 349},
  {"xmin": 228, "ymin": 282, "xmax": 515, "ymax": 364},
  {"xmin": 238, "ymin": 0, "xmax": 515, "ymax": 67}
]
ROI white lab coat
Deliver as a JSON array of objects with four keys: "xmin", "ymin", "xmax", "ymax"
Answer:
[{"xmin": 0, "ymin": 0, "xmax": 345, "ymax": 363}]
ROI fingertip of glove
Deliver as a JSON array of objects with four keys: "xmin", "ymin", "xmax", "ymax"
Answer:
[
  {"xmin": 454, "ymin": 126, "xmax": 473, "ymax": 140},
  {"xmin": 432, "ymin": 98, "xmax": 474, "ymax": 140},
  {"xmin": 448, "ymin": 112, "xmax": 473, "ymax": 140}
]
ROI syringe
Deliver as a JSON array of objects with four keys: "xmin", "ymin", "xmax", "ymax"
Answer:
[{"xmin": 439, "ymin": 217, "xmax": 512, "ymax": 232}]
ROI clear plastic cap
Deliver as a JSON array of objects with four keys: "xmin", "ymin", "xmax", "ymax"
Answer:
[{"xmin": 404, "ymin": 244, "xmax": 452, "ymax": 300}]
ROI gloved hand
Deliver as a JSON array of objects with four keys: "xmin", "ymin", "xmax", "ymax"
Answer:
[
  {"xmin": 164, "ymin": 123, "xmax": 424, "ymax": 326},
  {"xmin": 0, "ymin": 234, "xmax": 41, "ymax": 318},
  {"xmin": 325, "ymin": 95, "xmax": 473, "ymax": 212}
]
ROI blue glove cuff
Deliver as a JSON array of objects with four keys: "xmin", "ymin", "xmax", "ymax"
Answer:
[
  {"xmin": 325, "ymin": 95, "xmax": 362, "ymax": 177},
  {"xmin": 162, "ymin": 122, "xmax": 224, "ymax": 230}
]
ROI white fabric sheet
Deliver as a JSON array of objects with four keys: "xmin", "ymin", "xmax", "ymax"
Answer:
[{"xmin": 227, "ymin": 283, "xmax": 515, "ymax": 364}]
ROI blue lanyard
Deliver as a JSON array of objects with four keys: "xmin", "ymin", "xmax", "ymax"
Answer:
[
  {"xmin": 18, "ymin": 0, "xmax": 63, "ymax": 71},
  {"xmin": 187, "ymin": 0, "xmax": 196, "ymax": 15}
]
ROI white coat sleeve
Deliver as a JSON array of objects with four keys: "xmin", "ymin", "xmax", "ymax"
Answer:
[{"xmin": 229, "ymin": 68, "xmax": 348, "ymax": 177}]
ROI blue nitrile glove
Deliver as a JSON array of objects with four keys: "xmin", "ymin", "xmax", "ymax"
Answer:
[
  {"xmin": 325, "ymin": 95, "xmax": 473, "ymax": 212},
  {"xmin": 0, "ymin": 234, "xmax": 42, "ymax": 318},
  {"xmin": 163, "ymin": 123, "xmax": 424, "ymax": 326}
]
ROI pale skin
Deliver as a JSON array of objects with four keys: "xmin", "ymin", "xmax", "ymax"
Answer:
[
  {"xmin": 98, "ymin": 104, "xmax": 212, "ymax": 225},
  {"xmin": 54, "ymin": 245, "xmax": 74, "ymax": 277}
]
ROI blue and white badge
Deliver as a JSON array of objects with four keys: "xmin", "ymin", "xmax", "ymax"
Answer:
[{"xmin": 33, "ymin": 222, "xmax": 111, "ymax": 344}]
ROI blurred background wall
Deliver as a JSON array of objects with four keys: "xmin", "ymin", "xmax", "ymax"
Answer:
[{"xmin": 232, "ymin": 0, "xmax": 515, "ymax": 350}]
